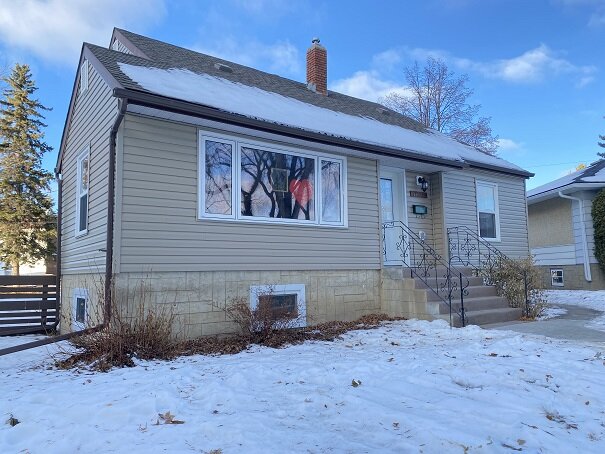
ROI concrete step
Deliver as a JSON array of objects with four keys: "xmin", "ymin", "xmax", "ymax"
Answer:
[
  {"xmin": 438, "ymin": 296, "xmax": 509, "ymax": 314},
  {"xmin": 427, "ymin": 284, "xmax": 498, "ymax": 302},
  {"xmin": 415, "ymin": 275, "xmax": 485, "ymax": 289},
  {"xmin": 441, "ymin": 307, "xmax": 523, "ymax": 327}
]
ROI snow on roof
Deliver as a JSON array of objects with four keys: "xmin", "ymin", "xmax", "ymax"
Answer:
[
  {"xmin": 118, "ymin": 63, "xmax": 527, "ymax": 173},
  {"xmin": 528, "ymin": 160, "xmax": 605, "ymax": 198}
]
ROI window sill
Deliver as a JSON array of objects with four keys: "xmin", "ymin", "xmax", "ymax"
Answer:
[{"xmin": 197, "ymin": 215, "xmax": 348, "ymax": 229}]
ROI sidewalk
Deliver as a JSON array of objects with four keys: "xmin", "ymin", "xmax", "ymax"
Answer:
[{"xmin": 484, "ymin": 304, "xmax": 605, "ymax": 346}]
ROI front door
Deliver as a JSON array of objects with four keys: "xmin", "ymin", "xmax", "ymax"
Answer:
[{"xmin": 380, "ymin": 169, "xmax": 408, "ymax": 265}]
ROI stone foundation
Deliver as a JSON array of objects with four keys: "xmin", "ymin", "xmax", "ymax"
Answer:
[{"xmin": 60, "ymin": 269, "xmax": 426, "ymax": 338}]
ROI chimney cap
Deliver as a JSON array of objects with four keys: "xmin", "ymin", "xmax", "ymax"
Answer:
[{"xmin": 311, "ymin": 37, "xmax": 321, "ymax": 44}]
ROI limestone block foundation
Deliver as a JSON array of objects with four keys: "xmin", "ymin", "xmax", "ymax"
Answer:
[{"xmin": 60, "ymin": 269, "xmax": 429, "ymax": 338}]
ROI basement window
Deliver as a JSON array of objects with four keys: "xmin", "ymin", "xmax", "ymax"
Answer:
[
  {"xmin": 249, "ymin": 284, "xmax": 306, "ymax": 328},
  {"xmin": 72, "ymin": 288, "xmax": 88, "ymax": 330},
  {"xmin": 551, "ymin": 269, "xmax": 564, "ymax": 287},
  {"xmin": 75, "ymin": 146, "xmax": 90, "ymax": 236},
  {"xmin": 199, "ymin": 132, "xmax": 347, "ymax": 227}
]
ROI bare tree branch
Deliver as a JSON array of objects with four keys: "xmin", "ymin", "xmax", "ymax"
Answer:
[{"xmin": 382, "ymin": 57, "xmax": 499, "ymax": 155}]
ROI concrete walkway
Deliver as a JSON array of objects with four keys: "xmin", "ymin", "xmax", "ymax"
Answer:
[{"xmin": 484, "ymin": 304, "xmax": 605, "ymax": 346}]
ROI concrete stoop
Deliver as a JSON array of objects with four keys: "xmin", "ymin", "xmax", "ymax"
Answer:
[{"xmin": 385, "ymin": 266, "xmax": 523, "ymax": 327}]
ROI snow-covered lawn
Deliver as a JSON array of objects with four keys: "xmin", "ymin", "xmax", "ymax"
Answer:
[
  {"xmin": 537, "ymin": 305, "xmax": 568, "ymax": 320},
  {"xmin": 2, "ymin": 320, "xmax": 604, "ymax": 453},
  {"xmin": 544, "ymin": 290, "xmax": 605, "ymax": 331}
]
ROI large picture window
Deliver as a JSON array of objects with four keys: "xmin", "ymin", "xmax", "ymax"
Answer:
[
  {"xmin": 199, "ymin": 133, "xmax": 346, "ymax": 227},
  {"xmin": 75, "ymin": 147, "xmax": 90, "ymax": 236},
  {"xmin": 476, "ymin": 180, "xmax": 500, "ymax": 241}
]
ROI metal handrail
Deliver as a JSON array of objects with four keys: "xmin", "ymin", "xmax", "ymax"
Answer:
[
  {"xmin": 382, "ymin": 221, "xmax": 469, "ymax": 326},
  {"xmin": 447, "ymin": 225, "xmax": 529, "ymax": 316}
]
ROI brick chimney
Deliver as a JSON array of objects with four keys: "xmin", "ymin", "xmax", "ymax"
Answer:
[{"xmin": 306, "ymin": 38, "xmax": 327, "ymax": 95}]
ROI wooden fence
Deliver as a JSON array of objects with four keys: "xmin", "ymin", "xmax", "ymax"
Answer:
[{"xmin": 0, "ymin": 275, "xmax": 58, "ymax": 335}]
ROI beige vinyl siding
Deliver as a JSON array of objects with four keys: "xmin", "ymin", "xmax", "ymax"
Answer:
[
  {"xmin": 431, "ymin": 173, "xmax": 446, "ymax": 257},
  {"xmin": 119, "ymin": 114, "xmax": 381, "ymax": 272},
  {"xmin": 60, "ymin": 63, "xmax": 117, "ymax": 273},
  {"xmin": 442, "ymin": 169, "xmax": 529, "ymax": 259},
  {"xmin": 405, "ymin": 172, "xmax": 434, "ymax": 249}
]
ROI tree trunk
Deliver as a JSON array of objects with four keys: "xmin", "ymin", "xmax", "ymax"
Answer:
[{"xmin": 11, "ymin": 262, "xmax": 20, "ymax": 276}]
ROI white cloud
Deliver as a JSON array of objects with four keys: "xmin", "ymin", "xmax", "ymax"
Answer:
[
  {"xmin": 497, "ymin": 138, "xmax": 523, "ymax": 152},
  {"xmin": 371, "ymin": 44, "xmax": 596, "ymax": 86},
  {"xmin": 196, "ymin": 38, "xmax": 300, "ymax": 76},
  {"xmin": 331, "ymin": 71, "xmax": 410, "ymax": 102},
  {"xmin": 0, "ymin": 0, "xmax": 165, "ymax": 65}
]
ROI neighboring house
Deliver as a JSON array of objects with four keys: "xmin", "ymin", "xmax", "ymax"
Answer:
[
  {"xmin": 56, "ymin": 29, "xmax": 532, "ymax": 336},
  {"xmin": 527, "ymin": 161, "xmax": 605, "ymax": 290}
]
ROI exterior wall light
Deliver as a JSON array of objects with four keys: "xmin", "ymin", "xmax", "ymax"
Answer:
[{"xmin": 416, "ymin": 176, "xmax": 429, "ymax": 192}]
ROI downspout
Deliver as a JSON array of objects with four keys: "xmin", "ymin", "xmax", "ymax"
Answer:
[
  {"xmin": 104, "ymin": 98, "xmax": 128, "ymax": 324},
  {"xmin": 558, "ymin": 191, "xmax": 592, "ymax": 282},
  {"xmin": 0, "ymin": 98, "xmax": 128, "ymax": 357}
]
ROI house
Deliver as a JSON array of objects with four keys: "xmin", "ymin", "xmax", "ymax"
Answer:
[
  {"xmin": 527, "ymin": 160, "xmax": 605, "ymax": 290},
  {"xmin": 56, "ymin": 29, "xmax": 533, "ymax": 336}
]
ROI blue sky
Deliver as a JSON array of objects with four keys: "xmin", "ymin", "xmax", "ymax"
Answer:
[{"xmin": 0, "ymin": 0, "xmax": 604, "ymax": 194}]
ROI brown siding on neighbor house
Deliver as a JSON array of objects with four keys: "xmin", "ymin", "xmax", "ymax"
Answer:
[
  {"xmin": 60, "ymin": 62, "xmax": 118, "ymax": 274},
  {"xmin": 442, "ymin": 168, "xmax": 529, "ymax": 259},
  {"xmin": 528, "ymin": 197, "xmax": 573, "ymax": 248},
  {"xmin": 118, "ymin": 114, "xmax": 382, "ymax": 272}
]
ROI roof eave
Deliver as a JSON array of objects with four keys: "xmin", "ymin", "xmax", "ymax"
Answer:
[
  {"xmin": 113, "ymin": 87, "xmax": 468, "ymax": 170},
  {"xmin": 465, "ymin": 160, "xmax": 534, "ymax": 179},
  {"xmin": 527, "ymin": 182, "xmax": 605, "ymax": 204}
]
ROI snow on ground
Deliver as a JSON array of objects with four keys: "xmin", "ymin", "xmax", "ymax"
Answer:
[
  {"xmin": 544, "ymin": 290, "xmax": 605, "ymax": 332},
  {"xmin": 537, "ymin": 305, "xmax": 568, "ymax": 320},
  {"xmin": 2, "ymin": 320, "xmax": 605, "ymax": 453}
]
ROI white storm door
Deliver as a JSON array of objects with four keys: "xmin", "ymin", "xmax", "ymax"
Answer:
[{"xmin": 380, "ymin": 170, "xmax": 408, "ymax": 265}]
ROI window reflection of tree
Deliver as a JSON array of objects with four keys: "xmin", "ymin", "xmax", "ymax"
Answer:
[
  {"xmin": 205, "ymin": 141, "xmax": 232, "ymax": 215},
  {"xmin": 241, "ymin": 147, "xmax": 314, "ymax": 220}
]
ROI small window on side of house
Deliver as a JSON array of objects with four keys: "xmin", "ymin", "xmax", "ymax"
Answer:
[
  {"xmin": 79, "ymin": 59, "xmax": 89, "ymax": 94},
  {"xmin": 75, "ymin": 147, "xmax": 90, "ymax": 236},
  {"xmin": 72, "ymin": 288, "xmax": 88, "ymax": 330},
  {"xmin": 551, "ymin": 269, "xmax": 564, "ymax": 287},
  {"xmin": 476, "ymin": 180, "xmax": 500, "ymax": 241}
]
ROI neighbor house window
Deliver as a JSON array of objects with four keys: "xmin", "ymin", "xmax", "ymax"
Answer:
[
  {"xmin": 551, "ymin": 269, "xmax": 564, "ymax": 287},
  {"xmin": 72, "ymin": 288, "xmax": 88, "ymax": 330},
  {"xmin": 75, "ymin": 147, "xmax": 90, "ymax": 236},
  {"xmin": 79, "ymin": 59, "xmax": 88, "ymax": 94},
  {"xmin": 199, "ymin": 133, "xmax": 346, "ymax": 226},
  {"xmin": 249, "ymin": 284, "xmax": 306, "ymax": 328},
  {"xmin": 476, "ymin": 180, "xmax": 500, "ymax": 240}
]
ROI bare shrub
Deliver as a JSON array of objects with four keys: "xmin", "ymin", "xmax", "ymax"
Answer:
[
  {"xmin": 57, "ymin": 278, "xmax": 180, "ymax": 371},
  {"xmin": 225, "ymin": 290, "xmax": 304, "ymax": 342},
  {"xmin": 480, "ymin": 256, "xmax": 546, "ymax": 319}
]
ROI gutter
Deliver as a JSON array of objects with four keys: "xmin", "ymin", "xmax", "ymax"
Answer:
[
  {"xmin": 558, "ymin": 191, "xmax": 592, "ymax": 282},
  {"xmin": 0, "ymin": 97, "xmax": 128, "ymax": 357}
]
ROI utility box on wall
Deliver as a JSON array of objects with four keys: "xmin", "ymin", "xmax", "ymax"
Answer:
[{"xmin": 412, "ymin": 204, "xmax": 428, "ymax": 215}]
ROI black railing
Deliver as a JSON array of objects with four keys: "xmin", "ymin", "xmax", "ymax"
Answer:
[
  {"xmin": 447, "ymin": 225, "xmax": 529, "ymax": 317},
  {"xmin": 382, "ymin": 221, "xmax": 469, "ymax": 326}
]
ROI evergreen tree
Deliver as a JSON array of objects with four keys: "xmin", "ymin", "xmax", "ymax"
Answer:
[
  {"xmin": 0, "ymin": 64, "xmax": 55, "ymax": 275},
  {"xmin": 599, "ymin": 117, "xmax": 605, "ymax": 158}
]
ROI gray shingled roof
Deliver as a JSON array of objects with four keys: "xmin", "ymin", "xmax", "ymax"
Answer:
[
  {"xmin": 527, "ymin": 159, "xmax": 605, "ymax": 198},
  {"xmin": 84, "ymin": 29, "xmax": 530, "ymax": 176}
]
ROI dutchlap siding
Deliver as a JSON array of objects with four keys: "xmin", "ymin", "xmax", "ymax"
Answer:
[
  {"xmin": 442, "ymin": 169, "xmax": 529, "ymax": 259},
  {"xmin": 61, "ymin": 64, "xmax": 118, "ymax": 274},
  {"xmin": 119, "ymin": 114, "xmax": 381, "ymax": 272}
]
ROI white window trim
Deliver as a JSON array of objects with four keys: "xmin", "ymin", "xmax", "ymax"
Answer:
[
  {"xmin": 475, "ymin": 180, "xmax": 501, "ymax": 242},
  {"xmin": 551, "ymin": 268, "xmax": 564, "ymax": 287},
  {"xmin": 72, "ymin": 288, "xmax": 89, "ymax": 331},
  {"xmin": 75, "ymin": 146, "xmax": 90, "ymax": 237},
  {"xmin": 79, "ymin": 59, "xmax": 89, "ymax": 94},
  {"xmin": 249, "ymin": 284, "xmax": 306, "ymax": 328},
  {"xmin": 198, "ymin": 131, "xmax": 348, "ymax": 228}
]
